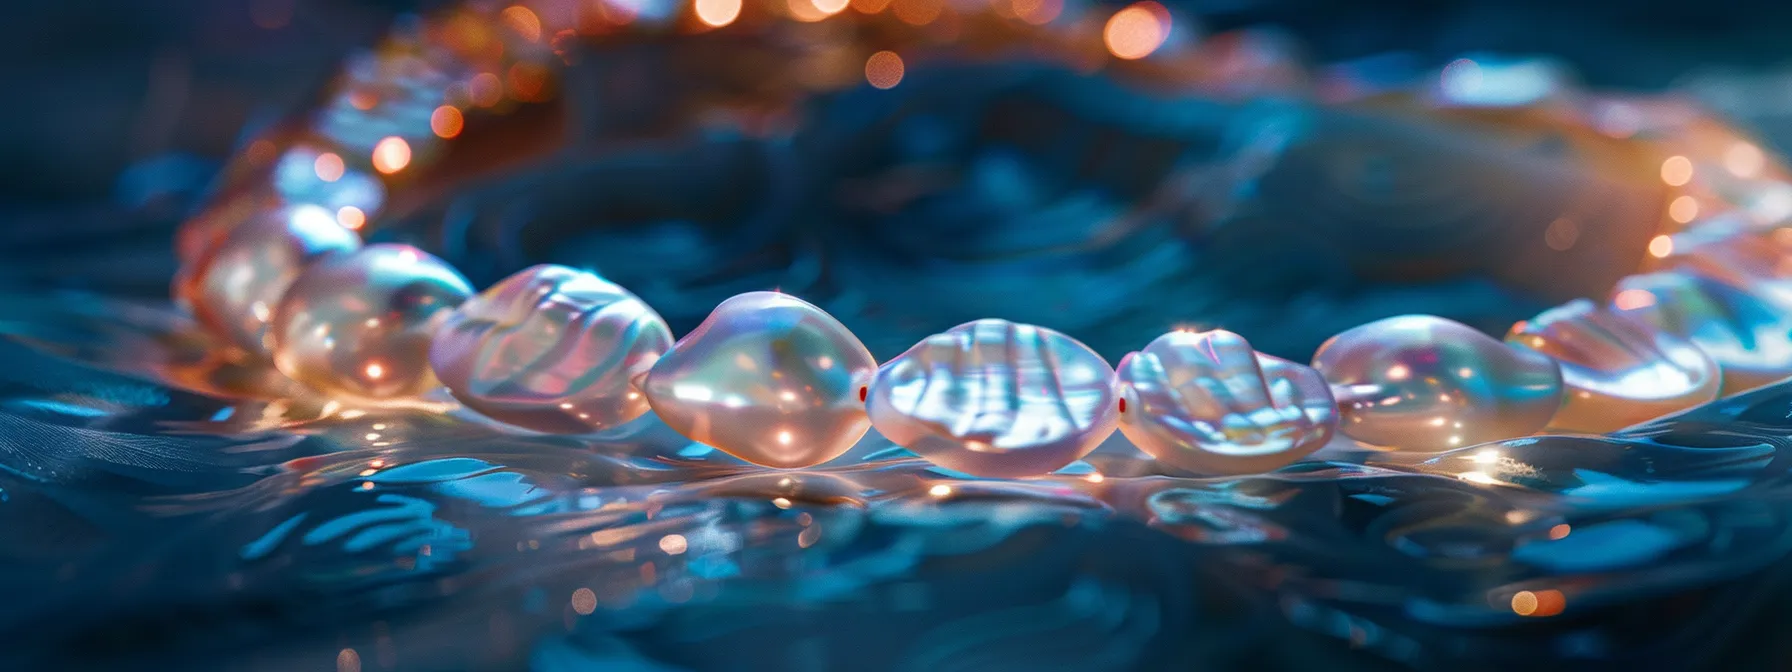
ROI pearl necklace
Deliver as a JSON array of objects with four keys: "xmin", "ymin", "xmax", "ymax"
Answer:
[{"xmin": 174, "ymin": 1, "xmax": 1792, "ymax": 478}]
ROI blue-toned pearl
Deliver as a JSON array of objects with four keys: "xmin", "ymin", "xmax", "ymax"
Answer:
[
  {"xmin": 1611, "ymin": 270, "xmax": 1792, "ymax": 395},
  {"xmin": 270, "ymin": 244, "xmax": 473, "ymax": 400},
  {"xmin": 1117, "ymin": 330, "xmax": 1336, "ymax": 475},
  {"xmin": 865, "ymin": 319, "xmax": 1119, "ymax": 478},
  {"xmin": 642, "ymin": 292, "xmax": 876, "ymax": 469},
  {"xmin": 430, "ymin": 265, "xmax": 673, "ymax": 433},
  {"xmin": 1312, "ymin": 315, "xmax": 1563, "ymax": 452},
  {"xmin": 1508, "ymin": 299, "xmax": 1718, "ymax": 433}
]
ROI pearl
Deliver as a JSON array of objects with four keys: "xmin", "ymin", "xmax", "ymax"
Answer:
[
  {"xmin": 176, "ymin": 144, "xmax": 385, "ymax": 263},
  {"xmin": 1117, "ymin": 329, "xmax": 1336, "ymax": 475},
  {"xmin": 1507, "ymin": 299, "xmax": 1718, "ymax": 433},
  {"xmin": 270, "ymin": 244, "xmax": 473, "ymax": 399},
  {"xmin": 1610, "ymin": 271, "xmax": 1792, "ymax": 394},
  {"xmin": 175, "ymin": 204, "xmax": 361, "ymax": 353},
  {"xmin": 1312, "ymin": 315, "xmax": 1562, "ymax": 452},
  {"xmin": 866, "ymin": 319, "xmax": 1118, "ymax": 478},
  {"xmin": 429, "ymin": 265, "xmax": 672, "ymax": 433},
  {"xmin": 642, "ymin": 292, "xmax": 876, "ymax": 469}
]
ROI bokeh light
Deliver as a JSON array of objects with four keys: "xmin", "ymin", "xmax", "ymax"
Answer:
[
  {"xmin": 695, "ymin": 0, "xmax": 743, "ymax": 27},
  {"xmin": 1104, "ymin": 3, "xmax": 1170, "ymax": 61},
  {"xmin": 430, "ymin": 105, "xmax": 464, "ymax": 138},
  {"xmin": 313, "ymin": 152, "xmax": 346, "ymax": 182},
  {"xmin": 371, "ymin": 137, "xmax": 412, "ymax": 174},
  {"xmin": 865, "ymin": 51, "xmax": 905, "ymax": 89}
]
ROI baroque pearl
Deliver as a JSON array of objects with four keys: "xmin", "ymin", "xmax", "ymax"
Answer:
[
  {"xmin": 1507, "ymin": 299, "xmax": 1718, "ymax": 433},
  {"xmin": 1312, "ymin": 315, "xmax": 1563, "ymax": 452},
  {"xmin": 1610, "ymin": 271, "xmax": 1792, "ymax": 394},
  {"xmin": 642, "ymin": 292, "xmax": 876, "ymax": 469},
  {"xmin": 176, "ymin": 204, "xmax": 362, "ymax": 353},
  {"xmin": 270, "ymin": 244, "xmax": 473, "ymax": 399},
  {"xmin": 865, "ymin": 319, "xmax": 1118, "ymax": 478},
  {"xmin": 1116, "ymin": 330, "xmax": 1336, "ymax": 476},
  {"xmin": 429, "ymin": 265, "xmax": 672, "ymax": 433}
]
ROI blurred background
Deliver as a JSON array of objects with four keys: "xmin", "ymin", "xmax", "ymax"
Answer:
[{"xmin": 7, "ymin": 0, "xmax": 1792, "ymax": 361}]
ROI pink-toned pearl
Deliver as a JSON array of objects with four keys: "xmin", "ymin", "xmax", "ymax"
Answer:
[
  {"xmin": 430, "ymin": 265, "xmax": 672, "ymax": 433},
  {"xmin": 176, "ymin": 204, "xmax": 361, "ymax": 353},
  {"xmin": 270, "ymin": 244, "xmax": 472, "ymax": 400},
  {"xmin": 642, "ymin": 292, "xmax": 877, "ymax": 469}
]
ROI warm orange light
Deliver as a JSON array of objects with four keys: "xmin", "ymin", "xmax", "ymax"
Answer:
[
  {"xmin": 813, "ymin": 0, "xmax": 850, "ymax": 13},
  {"xmin": 348, "ymin": 90, "xmax": 379, "ymax": 111},
  {"xmin": 695, "ymin": 0, "xmax": 743, "ymax": 26},
  {"xmin": 1012, "ymin": 0, "xmax": 1062, "ymax": 24},
  {"xmin": 1613, "ymin": 288, "xmax": 1657, "ymax": 311},
  {"xmin": 659, "ymin": 534, "xmax": 688, "ymax": 555},
  {"xmin": 314, "ymin": 152, "xmax": 345, "ymax": 182},
  {"xmin": 891, "ymin": 0, "xmax": 943, "ymax": 25},
  {"xmin": 500, "ymin": 5, "xmax": 543, "ymax": 41},
  {"xmin": 1660, "ymin": 155, "xmax": 1693, "ymax": 186},
  {"xmin": 470, "ymin": 72, "xmax": 504, "ymax": 107},
  {"xmin": 852, "ymin": 0, "xmax": 893, "ymax": 12},
  {"xmin": 430, "ymin": 105, "xmax": 464, "ymax": 138},
  {"xmin": 1726, "ymin": 142, "xmax": 1765, "ymax": 178},
  {"xmin": 865, "ymin": 50, "xmax": 905, "ymax": 89},
  {"xmin": 1510, "ymin": 589, "xmax": 1565, "ymax": 617},
  {"xmin": 508, "ymin": 62, "xmax": 551, "ymax": 101},
  {"xmin": 337, "ymin": 206, "xmax": 366, "ymax": 230},
  {"xmin": 371, "ymin": 136, "xmax": 412, "ymax": 174},
  {"xmin": 365, "ymin": 362, "xmax": 385, "ymax": 380},
  {"xmin": 1647, "ymin": 234, "xmax": 1674, "ymax": 258},
  {"xmin": 1548, "ymin": 524, "xmax": 1570, "ymax": 540},
  {"xmin": 1104, "ymin": 2, "xmax": 1170, "ymax": 60},
  {"xmin": 1668, "ymin": 195, "xmax": 1699, "ymax": 224}
]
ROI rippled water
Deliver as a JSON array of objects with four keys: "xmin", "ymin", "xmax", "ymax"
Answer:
[{"xmin": 3, "ymin": 288, "xmax": 1792, "ymax": 670}]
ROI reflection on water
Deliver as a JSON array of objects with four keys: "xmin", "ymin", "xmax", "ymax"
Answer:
[{"xmin": 1, "ymin": 292, "xmax": 1790, "ymax": 670}]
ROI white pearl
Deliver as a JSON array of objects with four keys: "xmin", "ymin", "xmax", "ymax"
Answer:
[
  {"xmin": 642, "ymin": 292, "xmax": 876, "ymax": 469},
  {"xmin": 1117, "ymin": 330, "xmax": 1336, "ymax": 476},
  {"xmin": 866, "ymin": 319, "xmax": 1119, "ymax": 478}
]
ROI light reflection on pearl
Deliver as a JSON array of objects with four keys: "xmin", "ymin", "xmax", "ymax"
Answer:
[
  {"xmin": 177, "ymin": 204, "xmax": 361, "ymax": 353},
  {"xmin": 429, "ymin": 265, "xmax": 672, "ymax": 433},
  {"xmin": 1507, "ymin": 299, "xmax": 1718, "ymax": 433},
  {"xmin": 866, "ymin": 319, "xmax": 1118, "ymax": 478},
  {"xmin": 643, "ymin": 292, "xmax": 876, "ymax": 468},
  {"xmin": 271, "ymin": 244, "xmax": 472, "ymax": 399},
  {"xmin": 1116, "ymin": 329, "xmax": 1336, "ymax": 476},
  {"xmin": 1313, "ymin": 315, "xmax": 1563, "ymax": 452}
]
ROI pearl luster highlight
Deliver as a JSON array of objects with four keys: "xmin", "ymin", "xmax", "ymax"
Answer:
[
  {"xmin": 430, "ymin": 265, "xmax": 672, "ymax": 433},
  {"xmin": 1313, "ymin": 315, "xmax": 1563, "ymax": 452},
  {"xmin": 642, "ymin": 292, "xmax": 877, "ymax": 469}
]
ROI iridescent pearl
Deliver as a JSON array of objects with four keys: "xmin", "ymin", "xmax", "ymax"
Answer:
[
  {"xmin": 176, "ymin": 144, "xmax": 385, "ymax": 263},
  {"xmin": 1659, "ymin": 223, "xmax": 1792, "ymax": 307},
  {"xmin": 642, "ymin": 292, "xmax": 876, "ymax": 469},
  {"xmin": 1116, "ymin": 330, "xmax": 1336, "ymax": 476},
  {"xmin": 176, "ymin": 204, "xmax": 361, "ymax": 353},
  {"xmin": 1507, "ymin": 299, "xmax": 1718, "ymax": 433},
  {"xmin": 429, "ymin": 265, "xmax": 672, "ymax": 433},
  {"xmin": 1610, "ymin": 271, "xmax": 1792, "ymax": 394},
  {"xmin": 1312, "ymin": 315, "xmax": 1563, "ymax": 452},
  {"xmin": 270, "ymin": 244, "xmax": 473, "ymax": 400},
  {"xmin": 865, "ymin": 319, "xmax": 1118, "ymax": 478}
]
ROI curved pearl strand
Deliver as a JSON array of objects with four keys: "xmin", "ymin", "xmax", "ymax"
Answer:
[{"xmin": 172, "ymin": 2, "xmax": 1792, "ymax": 477}]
